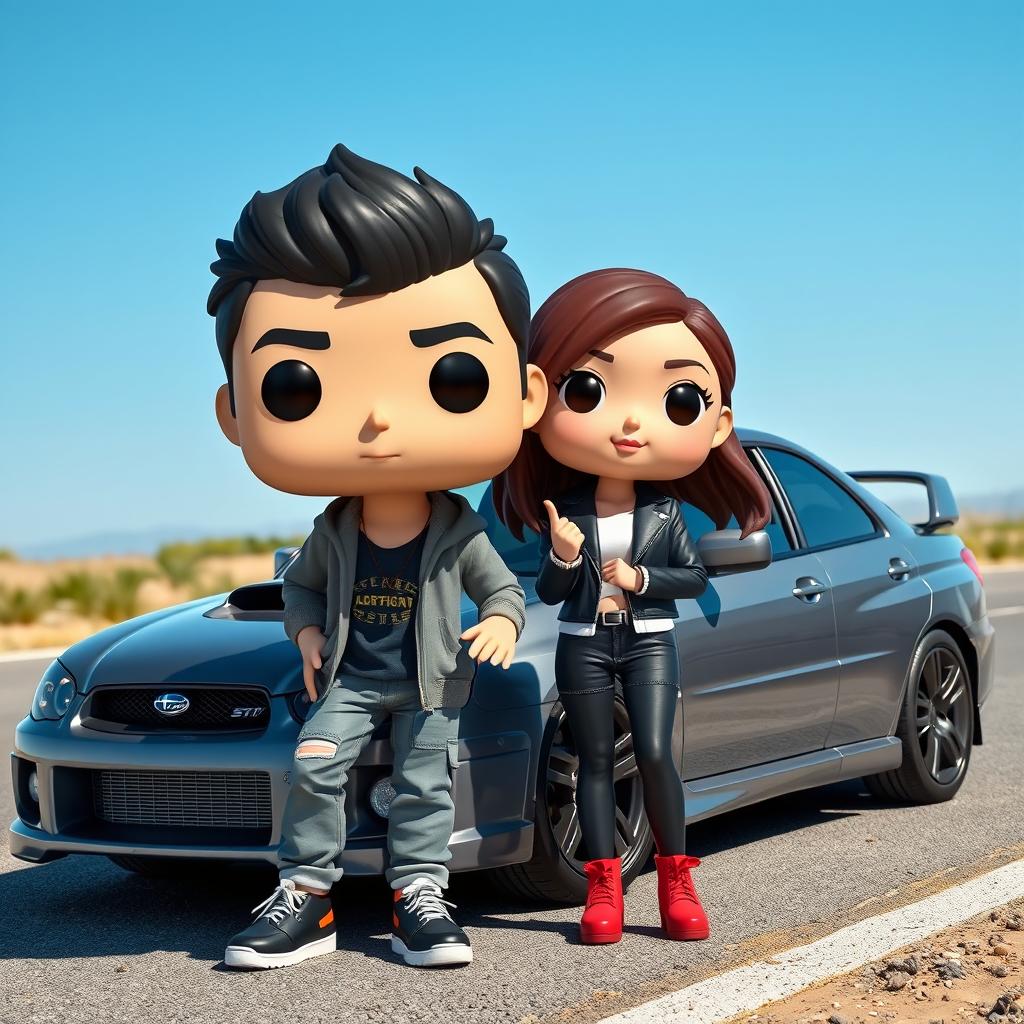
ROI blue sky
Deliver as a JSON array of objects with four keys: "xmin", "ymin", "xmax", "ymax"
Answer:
[{"xmin": 2, "ymin": 2, "xmax": 1021, "ymax": 552}]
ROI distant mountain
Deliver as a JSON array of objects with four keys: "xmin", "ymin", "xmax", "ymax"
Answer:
[
  {"xmin": 9, "ymin": 483, "xmax": 1020, "ymax": 560},
  {"xmin": 958, "ymin": 489, "xmax": 1024, "ymax": 518},
  {"xmin": 13, "ymin": 522, "xmax": 311, "ymax": 561}
]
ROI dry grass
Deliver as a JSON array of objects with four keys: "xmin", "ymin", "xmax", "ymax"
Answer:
[{"xmin": 0, "ymin": 552, "xmax": 277, "ymax": 652}]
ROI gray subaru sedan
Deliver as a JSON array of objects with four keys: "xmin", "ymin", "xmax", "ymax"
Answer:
[{"xmin": 10, "ymin": 428, "xmax": 995, "ymax": 902}]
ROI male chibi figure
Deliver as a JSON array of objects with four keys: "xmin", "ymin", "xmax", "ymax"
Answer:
[{"xmin": 209, "ymin": 144, "xmax": 547, "ymax": 968}]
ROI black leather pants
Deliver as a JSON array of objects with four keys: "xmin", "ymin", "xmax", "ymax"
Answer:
[{"xmin": 554, "ymin": 625, "xmax": 686, "ymax": 860}]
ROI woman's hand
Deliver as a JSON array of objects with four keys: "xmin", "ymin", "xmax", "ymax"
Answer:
[
  {"xmin": 543, "ymin": 499, "xmax": 584, "ymax": 562},
  {"xmin": 461, "ymin": 615, "xmax": 518, "ymax": 670},
  {"xmin": 296, "ymin": 625, "xmax": 327, "ymax": 701},
  {"xmin": 602, "ymin": 558, "xmax": 643, "ymax": 593}
]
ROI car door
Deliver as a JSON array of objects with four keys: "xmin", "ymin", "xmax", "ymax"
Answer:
[
  {"xmin": 758, "ymin": 447, "xmax": 932, "ymax": 747},
  {"xmin": 677, "ymin": 448, "xmax": 841, "ymax": 780}
]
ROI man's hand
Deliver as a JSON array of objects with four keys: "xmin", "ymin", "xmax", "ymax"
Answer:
[
  {"xmin": 297, "ymin": 625, "xmax": 328, "ymax": 701},
  {"xmin": 543, "ymin": 499, "xmax": 584, "ymax": 563},
  {"xmin": 460, "ymin": 615, "xmax": 518, "ymax": 670},
  {"xmin": 602, "ymin": 558, "xmax": 642, "ymax": 593}
]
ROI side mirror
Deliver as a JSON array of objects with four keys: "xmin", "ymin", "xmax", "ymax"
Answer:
[
  {"xmin": 697, "ymin": 529, "xmax": 773, "ymax": 575},
  {"xmin": 274, "ymin": 546, "xmax": 300, "ymax": 578}
]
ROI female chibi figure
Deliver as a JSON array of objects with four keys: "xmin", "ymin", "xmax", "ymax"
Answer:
[{"xmin": 495, "ymin": 269, "xmax": 771, "ymax": 945}]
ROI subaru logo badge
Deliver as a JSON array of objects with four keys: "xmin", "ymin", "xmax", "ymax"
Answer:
[{"xmin": 154, "ymin": 693, "xmax": 190, "ymax": 716}]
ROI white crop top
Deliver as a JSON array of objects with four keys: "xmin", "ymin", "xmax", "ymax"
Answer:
[
  {"xmin": 597, "ymin": 511, "xmax": 634, "ymax": 601},
  {"xmin": 557, "ymin": 509, "xmax": 675, "ymax": 636}
]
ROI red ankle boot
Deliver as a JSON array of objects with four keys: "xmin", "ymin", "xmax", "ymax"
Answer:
[
  {"xmin": 579, "ymin": 857, "xmax": 624, "ymax": 944},
  {"xmin": 655, "ymin": 854, "xmax": 710, "ymax": 940}
]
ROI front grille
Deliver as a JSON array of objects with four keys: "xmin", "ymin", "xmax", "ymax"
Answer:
[
  {"xmin": 85, "ymin": 686, "xmax": 270, "ymax": 732},
  {"xmin": 92, "ymin": 769, "xmax": 272, "ymax": 829}
]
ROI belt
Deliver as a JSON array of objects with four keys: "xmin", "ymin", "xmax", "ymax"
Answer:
[{"xmin": 596, "ymin": 610, "xmax": 628, "ymax": 627}]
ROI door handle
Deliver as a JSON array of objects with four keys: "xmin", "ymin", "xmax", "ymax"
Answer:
[
  {"xmin": 887, "ymin": 557, "xmax": 911, "ymax": 581},
  {"xmin": 792, "ymin": 576, "xmax": 828, "ymax": 602}
]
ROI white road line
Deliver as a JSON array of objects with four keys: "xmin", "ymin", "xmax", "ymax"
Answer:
[
  {"xmin": 989, "ymin": 605, "xmax": 1024, "ymax": 618},
  {"xmin": 0, "ymin": 647, "xmax": 64, "ymax": 664},
  {"xmin": 602, "ymin": 858, "xmax": 1024, "ymax": 1024}
]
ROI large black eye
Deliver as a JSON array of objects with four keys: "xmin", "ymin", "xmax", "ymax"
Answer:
[
  {"xmin": 558, "ymin": 370, "xmax": 606, "ymax": 413},
  {"xmin": 428, "ymin": 352, "xmax": 489, "ymax": 413},
  {"xmin": 261, "ymin": 360, "xmax": 322, "ymax": 422},
  {"xmin": 664, "ymin": 382, "xmax": 709, "ymax": 426}
]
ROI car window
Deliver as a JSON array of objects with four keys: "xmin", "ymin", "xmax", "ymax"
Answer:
[
  {"xmin": 680, "ymin": 447, "xmax": 792, "ymax": 555},
  {"xmin": 680, "ymin": 500, "xmax": 791, "ymax": 556},
  {"xmin": 761, "ymin": 448, "xmax": 876, "ymax": 548}
]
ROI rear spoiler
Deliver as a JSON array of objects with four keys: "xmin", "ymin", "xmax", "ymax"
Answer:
[{"xmin": 847, "ymin": 471, "xmax": 959, "ymax": 532}]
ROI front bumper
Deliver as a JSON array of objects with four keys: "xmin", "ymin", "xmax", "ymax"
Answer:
[{"xmin": 10, "ymin": 696, "xmax": 538, "ymax": 873}]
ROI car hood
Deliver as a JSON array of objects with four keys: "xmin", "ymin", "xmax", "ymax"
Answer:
[
  {"xmin": 59, "ymin": 592, "xmax": 307, "ymax": 696},
  {"xmin": 57, "ymin": 581, "xmax": 503, "ymax": 697}
]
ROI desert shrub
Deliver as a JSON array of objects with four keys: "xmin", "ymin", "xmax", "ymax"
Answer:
[
  {"xmin": 155, "ymin": 534, "xmax": 305, "ymax": 586},
  {"xmin": 45, "ymin": 568, "xmax": 154, "ymax": 620},
  {"xmin": 0, "ymin": 548, "xmax": 17, "ymax": 562},
  {"xmin": 0, "ymin": 584, "xmax": 48, "ymax": 624},
  {"xmin": 156, "ymin": 543, "xmax": 201, "ymax": 586},
  {"xmin": 100, "ymin": 567, "xmax": 156, "ymax": 620},
  {"xmin": 985, "ymin": 536, "xmax": 1010, "ymax": 561},
  {"xmin": 189, "ymin": 571, "xmax": 237, "ymax": 600},
  {"xmin": 46, "ymin": 571, "xmax": 103, "ymax": 614}
]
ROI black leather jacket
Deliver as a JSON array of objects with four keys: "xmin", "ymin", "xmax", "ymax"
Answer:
[{"xmin": 536, "ymin": 481, "xmax": 709, "ymax": 626}]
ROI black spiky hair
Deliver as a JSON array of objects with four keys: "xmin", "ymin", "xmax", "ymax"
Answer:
[{"xmin": 209, "ymin": 144, "xmax": 529, "ymax": 412}]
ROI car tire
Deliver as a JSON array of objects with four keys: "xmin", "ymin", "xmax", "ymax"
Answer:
[
  {"xmin": 492, "ymin": 695, "xmax": 655, "ymax": 905},
  {"xmin": 864, "ymin": 629, "xmax": 974, "ymax": 804}
]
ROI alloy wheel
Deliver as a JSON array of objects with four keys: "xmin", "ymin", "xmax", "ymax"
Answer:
[
  {"xmin": 915, "ymin": 645, "xmax": 971, "ymax": 786},
  {"xmin": 544, "ymin": 698, "xmax": 649, "ymax": 874}
]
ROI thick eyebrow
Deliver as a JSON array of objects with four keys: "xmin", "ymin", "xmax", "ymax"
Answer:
[
  {"xmin": 409, "ymin": 322, "xmax": 492, "ymax": 348},
  {"xmin": 588, "ymin": 349, "xmax": 614, "ymax": 363},
  {"xmin": 664, "ymin": 358, "xmax": 710, "ymax": 372},
  {"xmin": 251, "ymin": 328, "xmax": 331, "ymax": 354}
]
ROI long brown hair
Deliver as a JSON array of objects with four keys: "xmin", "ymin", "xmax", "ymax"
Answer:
[{"xmin": 495, "ymin": 268, "xmax": 772, "ymax": 539}]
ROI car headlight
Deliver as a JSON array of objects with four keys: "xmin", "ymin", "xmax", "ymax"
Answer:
[{"xmin": 31, "ymin": 661, "xmax": 77, "ymax": 721}]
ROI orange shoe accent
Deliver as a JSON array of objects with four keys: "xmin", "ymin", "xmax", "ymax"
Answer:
[
  {"xmin": 318, "ymin": 908, "xmax": 334, "ymax": 928},
  {"xmin": 655, "ymin": 853, "xmax": 710, "ymax": 941},
  {"xmin": 580, "ymin": 857, "xmax": 624, "ymax": 945}
]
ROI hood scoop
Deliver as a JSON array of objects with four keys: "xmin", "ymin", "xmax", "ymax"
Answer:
[{"xmin": 205, "ymin": 580, "xmax": 284, "ymax": 621}]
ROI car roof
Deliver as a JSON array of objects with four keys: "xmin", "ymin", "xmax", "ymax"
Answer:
[
  {"xmin": 736, "ymin": 426, "xmax": 861, "ymax": 481},
  {"xmin": 736, "ymin": 426, "xmax": 796, "ymax": 448}
]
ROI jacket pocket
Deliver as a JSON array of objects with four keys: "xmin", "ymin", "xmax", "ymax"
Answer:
[
  {"xmin": 438, "ymin": 617, "xmax": 463, "ymax": 654},
  {"xmin": 314, "ymin": 627, "xmax": 340, "ymax": 688},
  {"xmin": 436, "ymin": 617, "xmax": 475, "ymax": 683}
]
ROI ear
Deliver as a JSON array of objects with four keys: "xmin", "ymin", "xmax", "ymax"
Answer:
[
  {"xmin": 215, "ymin": 383, "xmax": 241, "ymax": 446},
  {"xmin": 710, "ymin": 405, "xmax": 734, "ymax": 449},
  {"xmin": 521, "ymin": 363, "xmax": 549, "ymax": 431}
]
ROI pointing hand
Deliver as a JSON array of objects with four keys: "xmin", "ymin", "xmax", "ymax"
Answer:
[{"xmin": 543, "ymin": 499, "xmax": 584, "ymax": 563}]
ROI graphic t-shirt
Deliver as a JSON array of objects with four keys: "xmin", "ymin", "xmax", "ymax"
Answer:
[{"xmin": 339, "ymin": 526, "xmax": 427, "ymax": 681}]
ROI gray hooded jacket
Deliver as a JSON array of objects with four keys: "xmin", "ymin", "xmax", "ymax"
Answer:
[{"xmin": 281, "ymin": 490, "xmax": 526, "ymax": 710}]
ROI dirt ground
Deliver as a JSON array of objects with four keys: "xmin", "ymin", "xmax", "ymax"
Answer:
[{"xmin": 725, "ymin": 899, "xmax": 1024, "ymax": 1024}]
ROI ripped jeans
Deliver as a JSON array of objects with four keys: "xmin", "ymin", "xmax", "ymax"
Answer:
[{"xmin": 278, "ymin": 673, "xmax": 460, "ymax": 892}]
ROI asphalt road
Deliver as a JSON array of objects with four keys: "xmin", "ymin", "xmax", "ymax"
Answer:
[{"xmin": 1, "ymin": 570, "xmax": 1021, "ymax": 1024}]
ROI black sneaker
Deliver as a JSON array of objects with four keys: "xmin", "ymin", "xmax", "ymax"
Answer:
[
  {"xmin": 224, "ymin": 880, "xmax": 336, "ymax": 969},
  {"xmin": 391, "ymin": 878, "xmax": 473, "ymax": 967}
]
